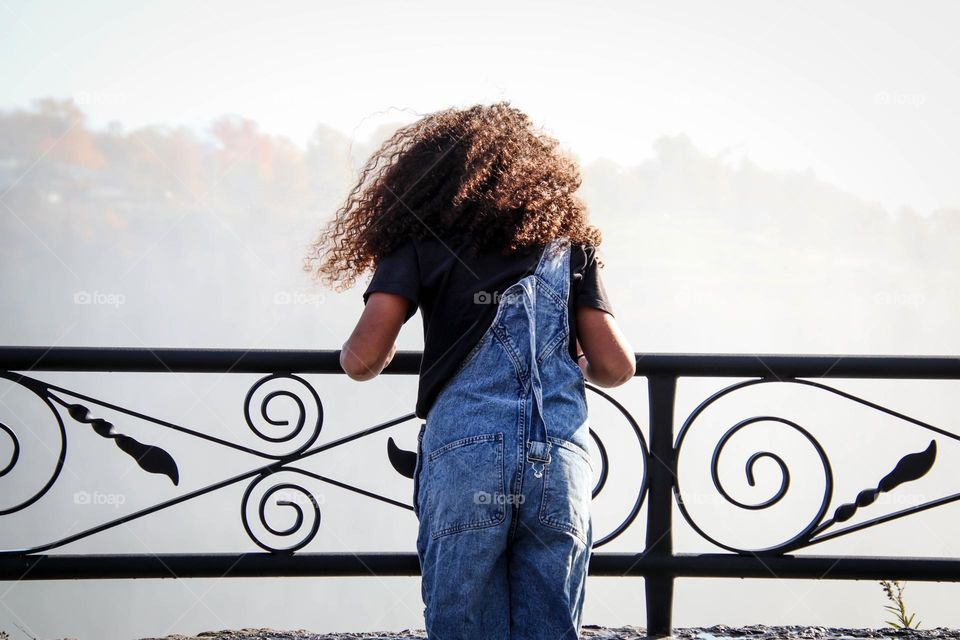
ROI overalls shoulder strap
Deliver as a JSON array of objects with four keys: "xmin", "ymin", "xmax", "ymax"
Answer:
[{"xmin": 494, "ymin": 235, "xmax": 573, "ymax": 477}]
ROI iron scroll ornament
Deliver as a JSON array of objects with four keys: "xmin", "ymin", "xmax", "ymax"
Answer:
[
  {"xmin": 241, "ymin": 472, "xmax": 323, "ymax": 554},
  {"xmin": 0, "ymin": 371, "xmax": 179, "ymax": 517},
  {"xmin": 674, "ymin": 378, "xmax": 940, "ymax": 556},
  {"xmin": 0, "ymin": 371, "xmax": 326, "ymax": 555},
  {"xmin": 1, "ymin": 367, "xmax": 645, "ymax": 555}
]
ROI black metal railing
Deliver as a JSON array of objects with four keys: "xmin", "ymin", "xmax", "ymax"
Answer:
[{"xmin": 1, "ymin": 347, "xmax": 959, "ymax": 636}]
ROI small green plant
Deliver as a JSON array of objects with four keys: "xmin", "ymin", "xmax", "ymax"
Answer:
[{"xmin": 880, "ymin": 579, "xmax": 921, "ymax": 630}]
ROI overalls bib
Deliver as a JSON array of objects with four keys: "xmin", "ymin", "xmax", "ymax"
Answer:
[{"xmin": 413, "ymin": 235, "xmax": 594, "ymax": 640}]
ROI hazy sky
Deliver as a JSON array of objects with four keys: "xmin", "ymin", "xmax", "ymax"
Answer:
[
  {"xmin": 3, "ymin": 1, "xmax": 960, "ymax": 639},
  {"xmin": 2, "ymin": 0, "xmax": 958, "ymax": 216}
]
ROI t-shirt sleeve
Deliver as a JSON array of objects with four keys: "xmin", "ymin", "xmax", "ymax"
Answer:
[
  {"xmin": 362, "ymin": 240, "xmax": 420, "ymax": 323},
  {"xmin": 575, "ymin": 244, "xmax": 615, "ymax": 317}
]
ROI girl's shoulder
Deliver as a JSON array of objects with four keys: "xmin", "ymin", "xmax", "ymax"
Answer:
[{"xmin": 568, "ymin": 241, "xmax": 602, "ymax": 272}]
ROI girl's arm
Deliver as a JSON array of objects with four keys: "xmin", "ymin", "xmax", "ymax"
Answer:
[
  {"xmin": 340, "ymin": 292, "xmax": 410, "ymax": 381},
  {"xmin": 575, "ymin": 307, "xmax": 636, "ymax": 387}
]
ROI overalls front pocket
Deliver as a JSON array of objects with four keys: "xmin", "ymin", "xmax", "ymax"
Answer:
[
  {"xmin": 538, "ymin": 435, "xmax": 594, "ymax": 545},
  {"xmin": 425, "ymin": 432, "xmax": 506, "ymax": 539}
]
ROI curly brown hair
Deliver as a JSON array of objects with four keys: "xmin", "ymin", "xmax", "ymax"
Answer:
[{"xmin": 303, "ymin": 101, "xmax": 603, "ymax": 292}]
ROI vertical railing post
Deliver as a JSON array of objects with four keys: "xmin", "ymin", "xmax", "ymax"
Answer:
[{"xmin": 645, "ymin": 374, "xmax": 677, "ymax": 637}]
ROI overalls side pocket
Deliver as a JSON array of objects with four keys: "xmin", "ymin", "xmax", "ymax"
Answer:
[
  {"xmin": 412, "ymin": 422, "xmax": 427, "ymax": 518},
  {"xmin": 539, "ymin": 436, "xmax": 594, "ymax": 546}
]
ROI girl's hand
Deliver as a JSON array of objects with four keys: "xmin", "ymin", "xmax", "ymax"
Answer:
[{"xmin": 575, "ymin": 338, "xmax": 589, "ymax": 376}]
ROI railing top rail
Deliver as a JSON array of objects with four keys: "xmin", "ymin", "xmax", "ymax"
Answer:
[{"xmin": 0, "ymin": 347, "xmax": 958, "ymax": 378}]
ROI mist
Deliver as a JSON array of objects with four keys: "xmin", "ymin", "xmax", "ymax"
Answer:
[{"xmin": 2, "ymin": 1, "xmax": 960, "ymax": 638}]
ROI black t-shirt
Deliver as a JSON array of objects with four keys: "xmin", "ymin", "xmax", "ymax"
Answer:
[{"xmin": 362, "ymin": 234, "xmax": 615, "ymax": 419}]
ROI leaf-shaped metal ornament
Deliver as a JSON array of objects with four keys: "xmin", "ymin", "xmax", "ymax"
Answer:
[
  {"xmin": 63, "ymin": 401, "xmax": 180, "ymax": 486},
  {"xmin": 387, "ymin": 436, "xmax": 417, "ymax": 479},
  {"xmin": 114, "ymin": 434, "xmax": 180, "ymax": 485},
  {"xmin": 831, "ymin": 440, "xmax": 936, "ymax": 524}
]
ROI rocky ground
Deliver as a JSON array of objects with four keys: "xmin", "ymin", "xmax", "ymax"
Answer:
[{"xmin": 130, "ymin": 625, "xmax": 960, "ymax": 640}]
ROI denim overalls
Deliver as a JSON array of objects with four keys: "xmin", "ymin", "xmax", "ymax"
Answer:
[{"xmin": 412, "ymin": 235, "xmax": 594, "ymax": 640}]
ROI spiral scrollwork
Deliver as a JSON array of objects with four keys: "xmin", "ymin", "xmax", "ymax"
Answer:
[
  {"xmin": 675, "ymin": 380, "xmax": 835, "ymax": 555},
  {"xmin": 243, "ymin": 373, "xmax": 323, "ymax": 458},
  {"xmin": 0, "ymin": 420, "xmax": 19, "ymax": 478},
  {"xmin": 0, "ymin": 375, "xmax": 68, "ymax": 517},
  {"xmin": 240, "ymin": 469, "xmax": 322, "ymax": 554},
  {"xmin": 582, "ymin": 383, "xmax": 649, "ymax": 548}
]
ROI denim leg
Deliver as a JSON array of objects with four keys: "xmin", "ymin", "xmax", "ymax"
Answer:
[
  {"xmin": 418, "ymin": 526, "xmax": 512, "ymax": 639},
  {"xmin": 417, "ymin": 428, "xmax": 513, "ymax": 639},
  {"xmin": 508, "ymin": 436, "xmax": 593, "ymax": 640}
]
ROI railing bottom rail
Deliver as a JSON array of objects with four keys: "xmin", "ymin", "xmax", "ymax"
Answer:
[{"xmin": 2, "ymin": 552, "xmax": 958, "ymax": 582}]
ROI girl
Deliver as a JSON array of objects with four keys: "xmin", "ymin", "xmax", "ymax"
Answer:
[{"xmin": 304, "ymin": 102, "xmax": 635, "ymax": 640}]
